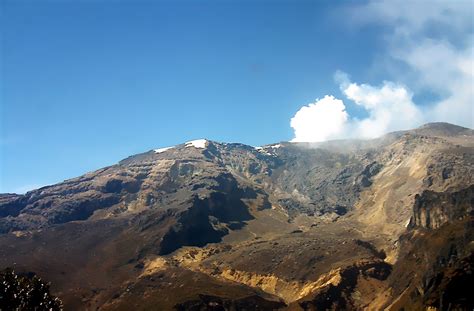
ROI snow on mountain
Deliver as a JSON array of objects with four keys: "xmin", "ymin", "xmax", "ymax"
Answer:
[
  {"xmin": 185, "ymin": 139, "xmax": 207, "ymax": 149},
  {"xmin": 154, "ymin": 146, "xmax": 174, "ymax": 153}
]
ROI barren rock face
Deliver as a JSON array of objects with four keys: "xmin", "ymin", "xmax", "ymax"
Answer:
[
  {"xmin": 411, "ymin": 186, "xmax": 474, "ymax": 229},
  {"xmin": 0, "ymin": 123, "xmax": 473, "ymax": 310}
]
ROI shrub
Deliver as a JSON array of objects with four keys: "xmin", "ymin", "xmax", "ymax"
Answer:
[{"xmin": 0, "ymin": 268, "xmax": 62, "ymax": 310}]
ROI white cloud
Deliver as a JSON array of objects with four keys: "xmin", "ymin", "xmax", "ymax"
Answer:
[
  {"xmin": 290, "ymin": 75, "xmax": 423, "ymax": 142},
  {"xmin": 351, "ymin": 0, "xmax": 473, "ymax": 36},
  {"xmin": 290, "ymin": 95, "xmax": 348, "ymax": 142},
  {"xmin": 394, "ymin": 39, "xmax": 474, "ymax": 127},
  {"xmin": 290, "ymin": 1, "xmax": 473, "ymax": 142},
  {"xmin": 342, "ymin": 79, "xmax": 423, "ymax": 139},
  {"xmin": 357, "ymin": 0, "xmax": 473, "ymax": 129}
]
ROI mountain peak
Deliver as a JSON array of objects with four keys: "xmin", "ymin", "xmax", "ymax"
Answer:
[{"xmin": 415, "ymin": 122, "xmax": 472, "ymax": 136}]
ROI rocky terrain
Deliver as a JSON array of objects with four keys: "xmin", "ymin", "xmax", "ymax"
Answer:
[{"xmin": 0, "ymin": 122, "xmax": 473, "ymax": 310}]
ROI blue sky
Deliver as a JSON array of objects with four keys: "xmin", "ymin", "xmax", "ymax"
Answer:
[{"xmin": 1, "ymin": 0, "xmax": 473, "ymax": 193}]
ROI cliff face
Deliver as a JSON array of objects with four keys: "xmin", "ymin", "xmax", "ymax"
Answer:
[
  {"xmin": 0, "ymin": 123, "xmax": 473, "ymax": 310},
  {"xmin": 411, "ymin": 186, "xmax": 474, "ymax": 229}
]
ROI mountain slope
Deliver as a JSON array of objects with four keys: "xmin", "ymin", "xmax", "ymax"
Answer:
[{"xmin": 0, "ymin": 123, "xmax": 473, "ymax": 310}]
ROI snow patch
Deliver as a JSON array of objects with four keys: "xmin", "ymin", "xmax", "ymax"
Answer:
[
  {"xmin": 254, "ymin": 146, "xmax": 272, "ymax": 156},
  {"xmin": 154, "ymin": 146, "xmax": 174, "ymax": 153},
  {"xmin": 185, "ymin": 139, "xmax": 207, "ymax": 149},
  {"xmin": 255, "ymin": 144, "xmax": 282, "ymax": 155}
]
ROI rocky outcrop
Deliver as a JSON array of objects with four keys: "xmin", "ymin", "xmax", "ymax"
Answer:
[
  {"xmin": 0, "ymin": 194, "xmax": 27, "ymax": 218},
  {"xmin": 410, "ymin": 186, "xmax": 474, "ymax": 229},
  {"xmin": 297, "ymin": 260, "xmax": 392, "ymax": 310},
  {"xmin": 383, "ymin": 212, "xmax": 474, "ymax": 311},
  {"xmin": 159, "ymin": 179, "xmax": 256, "ymax": 255},
  {"xmin": 422, "ymin": 253, "xmax": 474, "ymax": 310}
]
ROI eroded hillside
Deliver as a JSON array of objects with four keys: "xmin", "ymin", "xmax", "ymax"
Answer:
[{"xmin": 0, "ymin": 123, "xmax": 473, "ymax": 310}]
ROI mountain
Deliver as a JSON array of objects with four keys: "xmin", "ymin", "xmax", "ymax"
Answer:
[{"xmin": 1, "ymin": 122, "xmax": 473, "ymax": 310}]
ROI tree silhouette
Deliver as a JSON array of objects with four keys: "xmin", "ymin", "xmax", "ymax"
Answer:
[{"xmin": 0, "ymin": 268, "xmax": 62, "ymax": 310}]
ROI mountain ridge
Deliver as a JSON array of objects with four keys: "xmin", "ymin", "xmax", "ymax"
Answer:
[{"xmin": 3, "ymin": 122, "xmax": 471, "ymax": 197}]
